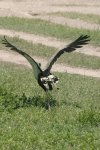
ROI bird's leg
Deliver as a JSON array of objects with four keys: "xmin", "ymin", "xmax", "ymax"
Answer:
[
  {"xmin": 53, "ymin": 83, "xmax": 59, "ymax": 90},
  {"xmin": 46, "ymin": 90, "xmax": 50, "ymax": 110}
]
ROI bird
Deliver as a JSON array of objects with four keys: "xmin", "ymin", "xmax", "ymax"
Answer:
[{"xmin": 2, "ymin": 35, "xmax": 90, "ymax": 110}]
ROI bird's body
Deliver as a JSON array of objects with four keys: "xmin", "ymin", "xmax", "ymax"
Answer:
[{"xmin": 2, "ymin": 35, "xmax": 90, "ymax": 110}]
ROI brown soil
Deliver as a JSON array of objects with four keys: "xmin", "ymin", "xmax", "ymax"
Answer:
[{"xmin": 0, "ymin": 0, "xmax": 100, "ymax": 78}]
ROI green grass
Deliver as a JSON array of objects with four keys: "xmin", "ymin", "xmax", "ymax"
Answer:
[
  {"xmin": 0, "ymin": 17, "xmax": 100, "ymax": 47},
  {"xmin": 0, "ymin": 12, "xmax": 100, "ymax": 150},
  {"xmin": 1, "ymin": 36, "xmax": 100, "ymax": 70},
  {"xmin": 48, "ymin": 12, "xmax": 100, "ymax": 24},
  {"xmin": 1, "ymin": 61, "xmax": 100, "ymax": 106},
  {"xmin": 0, "ymin": 61, "xmax": 100, "ymax": 149}
]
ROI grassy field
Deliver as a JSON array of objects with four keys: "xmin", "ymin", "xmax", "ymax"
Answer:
[
  {"xmin": 0, "ymin": 61, "xmax": 100, "ymax": 149},
  {"xmin": 47, "ymin": 12, "xmax": 100, "ymax": 24},
  {"xmin": 1, "ymin": 36, "xmax": 100, "ymax": 70},
  {"xmin": 0, "ymin": 14, "xmax": 100, "ymax": 150},
  {"xmin": 0, "ymin": 17, "xmax": 100, "ymax": 47}
]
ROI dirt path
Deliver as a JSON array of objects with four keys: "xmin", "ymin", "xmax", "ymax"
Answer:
[
  {"xmin": 0, "ymin": 0, "xmax": 100, "ymax": 78},
  {"xmin": 1, "ymin": 1, "xmax": 100, "ymax": 16},
  {"xmin": 0, "ymin": 30, "xmax": 100, "ymax": 78},
  {"xmin": 27, "ymin": 15, "xmax": 100, "ymax": 31},
  {"xmin": 0, "ymin": 2, "xmax": 100, "ymax": 31},
  {"xmin": 1, "ymin": 50, "xmax": 100, "ymax": 78},
  {"xmin": 3, "ymin": 0, "xmax": 100, "ymax": 6},
  {"xmin": 0, "ymin": 29, "xmax": 100, "ymax": 57}
]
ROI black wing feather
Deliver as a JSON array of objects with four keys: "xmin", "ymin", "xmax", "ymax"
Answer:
[
  {"xmin": 2, "ymin": 36, "xmax": 43, "ymax": 79},
  {"xmin": 43, "ymin": 35, "xmax": 90, "ymax": 76}
]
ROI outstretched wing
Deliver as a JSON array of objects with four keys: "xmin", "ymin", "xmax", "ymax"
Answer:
[
  {"xmin": 2, "ymin": 36, "xmax": 43, "ymax": 80},
  {"xmin": 43, "ymin": 35, "xmax": 90, "ymax": 76}
]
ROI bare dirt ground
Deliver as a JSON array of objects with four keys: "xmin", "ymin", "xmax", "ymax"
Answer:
[{"xmin": 0, "ymin": 0, "xmax": 100, "ymax": 78}]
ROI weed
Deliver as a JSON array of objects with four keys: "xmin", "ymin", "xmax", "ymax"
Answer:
[{"xmin": 78, "ymin": 107, "xmax": 100, "ymax": 126}]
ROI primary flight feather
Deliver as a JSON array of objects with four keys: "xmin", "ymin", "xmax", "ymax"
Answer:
[{"xmin": 43, "ymin": 35, "xmax": 90, "ymax": 75}]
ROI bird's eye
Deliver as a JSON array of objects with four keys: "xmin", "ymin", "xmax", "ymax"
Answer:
[{"xmin": 54, "ymin": 77, "xmax": 59, "ymax": 83}]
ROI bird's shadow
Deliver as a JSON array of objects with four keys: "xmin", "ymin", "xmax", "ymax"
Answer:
[
  {"xmin": 1, "ymin": 87, "xmax": 58, "ymax": 112},
  {"xmin": 18, "ymin": 93, "xmax": 58, "ymax": 110}
]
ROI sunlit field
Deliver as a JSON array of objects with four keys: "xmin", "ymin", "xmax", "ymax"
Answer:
[{"xmin": 0, "ymin": 13, "xmax": 100, "ymax": 149}]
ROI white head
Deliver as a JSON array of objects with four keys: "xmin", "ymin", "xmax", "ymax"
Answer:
[{"xmin": 40, "ymin": 75, "xmax": 59, "ymax": 89}]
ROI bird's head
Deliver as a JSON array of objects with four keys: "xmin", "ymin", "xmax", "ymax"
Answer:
[{"xmin": 40, "ymin": 75, "xmax": 59, "ymax": 90}]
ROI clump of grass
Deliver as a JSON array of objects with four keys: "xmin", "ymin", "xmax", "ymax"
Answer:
[
  {"xmin": 78, "ymin": 107, "xmax": 100, "ymax": 126},
  {"xmin": 0, "ymin": 87, "xmax": 58, "ymax": 113},
  {"xmin": 0, "ymin": 86, "xmax": 42, "ymax": 112}
]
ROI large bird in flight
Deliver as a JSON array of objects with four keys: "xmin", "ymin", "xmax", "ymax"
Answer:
[{"xmin": 2, "ymin": 35, "xmax": 90, "ymax": 110}]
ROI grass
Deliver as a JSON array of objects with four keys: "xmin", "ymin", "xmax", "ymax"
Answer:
[
  {"xmin": 48, "ymin": 12, "xmax": 100, "ymax": 24},
  {"xmin": 0, "ymin": 14, "xmax": 100, "ymax": 149},
  {"xmin": 0, "ymin": 61, "xmax": 100, "ymax": 149},
  {"xmin": 1, "ymin": 36, "xmax": 100, "ymax": 70},
  {"xmin": 0, "ymin": 17, "xmax": 100, "ymax": 47}
]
